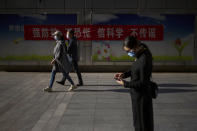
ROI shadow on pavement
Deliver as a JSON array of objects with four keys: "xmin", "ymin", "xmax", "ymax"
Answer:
[
  {"xmin": 158, "ymin": 83, "xmax": 197, "ymax": 88},
  {"xmin": 158, "ymin": 88, "xmax": 197, "ymax": 93},
  {"xmin": 61, "ymin": 83, "xmax": 197, "ymax": 94},
  {"xmin": 75, "ymin": 88, "xmax": 197, "ymax": 94},
  {"xmin": 75, "ymin": 88, "xmax": 130, "ymax": 93}
]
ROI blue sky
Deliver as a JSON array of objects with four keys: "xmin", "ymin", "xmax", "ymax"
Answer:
[{"xmin": 0, "ymin": 14, "xmax": 77, "ymax": 38}]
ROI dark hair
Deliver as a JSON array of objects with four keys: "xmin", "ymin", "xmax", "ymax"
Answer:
[
  {"xmin": 123, "ymin": 36, "xmax": 138, "ymax": 49},
  {"xmin": 60, "ymin": 35, "xmax": 65, "ymax": 41},
  {"xmin": 67, "ymin": 29, "xmax": 75, "ymax": 36}
]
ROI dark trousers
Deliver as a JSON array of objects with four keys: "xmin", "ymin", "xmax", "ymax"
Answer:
[
  {"xmin": 131, "ymin": 94, "xmax": 154, "ymax": 131},
  {"xmin": 61, "ymin": 60, "xmax": 83, "ymax": 84}
]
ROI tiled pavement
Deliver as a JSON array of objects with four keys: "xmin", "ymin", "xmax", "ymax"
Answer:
[{"xmin": 0, "ymin": 72, "xmax": 197, "ymax": 131}]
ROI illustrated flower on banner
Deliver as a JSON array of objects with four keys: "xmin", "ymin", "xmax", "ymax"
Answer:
[
  {"xmin": 173, "ymin": 38, "xmax": 188, "ymax": 57},
  {"xmin": 97, "ymin": 47, "xmax": 102, "ymax": 60},
  {"xmin": 94, "ymin": 42, "xmax": 112, "ymax": 61},
  {"xmin": 102, "ymin": 42, "xmax": 111, "ymax": 61},
  {"xmin": 175, "ymin": 38, "xmax": 181, "ymax": 46}
]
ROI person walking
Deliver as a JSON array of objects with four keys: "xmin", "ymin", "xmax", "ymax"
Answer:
[
  {"xmin": 44, "ymin": 31, "xmax": 77, "ymax": 92},
  {"xmin": 115, "ymin": 36, "xmax": 154, "ymax": 131},
  {"xmin": 56, "ymin": 29, "xmax": 83, "ymax": 86}
]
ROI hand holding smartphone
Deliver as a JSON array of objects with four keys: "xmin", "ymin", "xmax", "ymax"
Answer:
[{"xmin": 114, "ymin": 73, "xmax": 123, "ymax": 81}]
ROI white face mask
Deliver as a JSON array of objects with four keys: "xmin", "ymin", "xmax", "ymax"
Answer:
[
  {"xmin": 127, "ymin": 51, "xmax": 136, "ymax": 57},
  {"xmin": 54, "ymin": 35, "xmax": 58, "ymax": 40},
  {"xmin": 66, "ymin": 34, "xmax": 70, "ymax": 39}
]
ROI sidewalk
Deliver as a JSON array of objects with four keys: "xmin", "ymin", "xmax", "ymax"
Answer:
[{"xmin": 0, "ymin": 72, "xmax": 197, "ymax": 131}]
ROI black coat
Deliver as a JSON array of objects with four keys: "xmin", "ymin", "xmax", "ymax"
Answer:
[
  {"xmin": 123, "ymin": 43, "xmax": 153, "ymax": 95},
  {"xmin": 122, "ymin": 43, "xmax": 154, "ymax": 131},
  {"xmin": 67, "ymin": 37, "xmax": 78, "ymax": 61}
]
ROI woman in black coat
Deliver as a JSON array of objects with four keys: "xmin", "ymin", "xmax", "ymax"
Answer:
[{"xmin": 116, "ymin": 36, "xmax": 154, "ymax": 131}]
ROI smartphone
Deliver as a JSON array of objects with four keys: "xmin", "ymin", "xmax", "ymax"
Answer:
[{"xmin": 114, "ymin": 77, "xmax": 119, "ymax": 80}]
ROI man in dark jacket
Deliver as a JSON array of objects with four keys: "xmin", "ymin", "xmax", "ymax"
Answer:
[{"xmin": 56, "ymin": 29, "xmax": 83, "ymax": 86}]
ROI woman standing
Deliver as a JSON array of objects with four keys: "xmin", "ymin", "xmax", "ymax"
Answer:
[
  {"xmin": 115, "ymin": 36, "xmax": 154, "ymax": 131},
  {"xmin": 44, "ymin": 31, "xmax": 77, "ymax": 92}
]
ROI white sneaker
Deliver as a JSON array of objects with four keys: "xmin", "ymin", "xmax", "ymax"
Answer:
[
  {"xmin": 43, "ymin": 86, "xmax": 52, "ymax": 92},
  {"xmin": 68, "ymin": 85, "xmax": 77, "ymax": 92}
]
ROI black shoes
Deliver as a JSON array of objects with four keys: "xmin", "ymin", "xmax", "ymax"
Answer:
[
  {"xmin": 77, "ymin": 82, "xmax": 83, "ymax": 86},
  {"xmin": 56, "ymin": 81, "xmax": 65, "ymax": 85}
]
